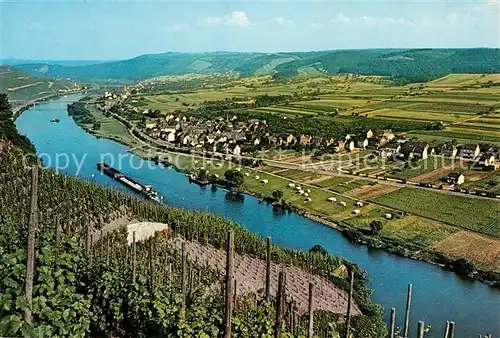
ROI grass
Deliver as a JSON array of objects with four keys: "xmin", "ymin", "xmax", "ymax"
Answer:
[
  {"xmin": 88, "ymin": 106, "xmax": 143, "ymax": 147},
  {"xmin": 461, "ymin": 171, "xmax": 500, "ymax": 195},
  {"xmin": 312, "ymin": 177, "xmax": 352, "ymax": 188},
  {"xmin": 240, "ymin": 171, "xmax": 360, "ymax": 218},
  {"xmin": 344, "ymin": 211, "xmax": 457, "ymax": 247},
  {"xmin": 406, "ymin": 130, "xmax": 500, "ymax": 146},
  {"xmin": 373, "ymin": 188, "xmax": 500, "ymax": 237}
]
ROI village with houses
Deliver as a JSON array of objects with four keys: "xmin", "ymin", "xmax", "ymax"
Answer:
[{"xmin": 97, "ymin": 89, "xmax": 500, "ymax": 196}]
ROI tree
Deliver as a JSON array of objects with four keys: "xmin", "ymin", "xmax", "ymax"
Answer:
[
  {"xmin": 370, "ymin": 220, "xmax": 383, "ymax": 235},
  {"xmin": 272, "ymin": 190, "xmax": 283, "ymax": 201},
  {"xmin": 0, "ymin": 93, "xmax": 12, "ymax": 121},
  {"xmin": 224, "ymin": 169, "xmax": 244, "ymax": 187},
  {"xmin": 309, "ymin": 245, "xmax": 328, "ymax": 255},
  {"xmin": 453, "ymin": 258, "xmax": 475, "ymax": 276},
  {"xmin": 198, "ymin": 168, "xmax": 208, "ymax": 181},
  {"xmin": 0, "ymin": 94, "xmax": 35, "ymax": 154}
]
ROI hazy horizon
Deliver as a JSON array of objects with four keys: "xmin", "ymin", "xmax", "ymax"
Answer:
[
  {"xmin": 2, "ymin": 47, "xmax": 499, "ymax": 64},
  {"xmin": 1, "ymin": 0, "xmax": 498, "ymax": 60}
]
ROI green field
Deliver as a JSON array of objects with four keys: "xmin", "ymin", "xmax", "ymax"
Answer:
[
  {"xmin": 462, "ymin": 172, "xmax": 500, "ymax": 195},
  {"xmin": 373, "ymin": 188, "xmax": 500, "ymax": 237},
  {"xmin": 87, "ymin": 106, "xmax": 143, "ymax": 147},
  {"xmin": 126, "ymin": 73, "xmax": 500, "ymax": 150},
  {"xmin": 344, "ymin": 212, "xmax": 457, "ymax": 247}
]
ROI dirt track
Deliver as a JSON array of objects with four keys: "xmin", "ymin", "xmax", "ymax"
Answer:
[{"xmin": 346, "ymin": 184, "xmax": 400, "ymax": 199}]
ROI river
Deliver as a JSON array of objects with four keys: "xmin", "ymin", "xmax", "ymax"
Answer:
[{"xmin": 15, "ymin": 95, "xmax": 499, "ymax": 337}]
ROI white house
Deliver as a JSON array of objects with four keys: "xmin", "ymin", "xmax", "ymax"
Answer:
[
  {"xmin": 166, "ymin": 132, "xmax": 176, "ymax": 142},
  {"xmin": 231, "ymin": 145, "xmax": 241, "ymax": 156}
]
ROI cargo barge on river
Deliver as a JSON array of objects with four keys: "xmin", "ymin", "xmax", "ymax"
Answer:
[{"xmin": 97, "ymin": 163, "xmax": 161, "ymax": 202}]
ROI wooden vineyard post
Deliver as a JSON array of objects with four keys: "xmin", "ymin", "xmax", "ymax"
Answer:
[
  {"xmin": 274, "ymin": 271, "xmax": 286, "ymax": 338},
  {"xmin": 132, "ymin": 231, "xmax": 137, "ymax": 282},
  {"xmin": 403, "ymin": 283, "xmax": 412, "ymax": 338},
  {"xmin": 266, "ymin": 237, "xmax": 272, "ymax": 301},
  {"xmin": 149, "ymin": 237, "xmax": 155, "ymax": 296},
  {"xmin": 85, "ymin": 224, "xmax": 90, "ymax": 256},
  {"xmin": 449, "ymin": 322, "xmax": 456, "ymax": 338},
  {"xmin": 345, "ymin": 269, "xmax": 354, "ymax": 338},
  {"xmin": 444, "ymin": 321, "xmax": 450, "ymax": 338},
  {"xmin": 223, "ymin": 231, "xmax": 235, "ymax": 338},
  {"xmin": 106, "ymin": 234, "xmax": 110, "ymax": 265},
  {"xmin": 55, "ymin": 215, "xmax": 60, "ymax": 248},
  {"xmin": 417, "ymin": 321, "xmax": 425, "ymax": 338},
  {"xmin": 89, "ymin": 234, "xmax": 94, "ymax": 265},
  {"xmin": 25, "ymin": 164, "xmax": 39, "ymax": 324},
  {"xmin": 287, "ymin": 300, "xmax": 294, "ymax": 335},
  {"xmin": 389, "ymin": 308, "xmax": 396, "ymax": 338},
  {"xmin": 100, "ymin": 230, "xmax": 104, "ymax": 261},
  {"xmin": 307, "ymin": 283, "xmax": 314, "ymax": 338},
  {"xmin": 181, "ymin": 242, "xmax": 187, "ymax": 315},
  {"xmin": 233, "ymin": 279, "xmax": 237, "ymax": 310}
]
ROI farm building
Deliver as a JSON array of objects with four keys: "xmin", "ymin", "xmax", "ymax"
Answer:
[
  {"xmin": 442, "ymin": 172, "xmax": 465, "ymax": 185},
  {"xmin": 400, "ymin": 142, "xmax": 429, "ymax": 160},
  {"xmin": 460, "ymin": 144, "xmax": 480, "ymax": 159},
  {"xmin": 471, "ymin": 154, "xmax": 496, "ymax": 171},
  {"xmin": 436, "ymin": 142, "xmax": 458, "ymax": 158}
]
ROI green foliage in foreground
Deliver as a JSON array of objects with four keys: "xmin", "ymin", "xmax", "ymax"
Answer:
[
  {"xmin": 0, "ymin": 145, "xmax": 386, "ymax": 337},
  {"xmin": 0, "ymin": 94, "xmax": 35, "ymax": 154}
]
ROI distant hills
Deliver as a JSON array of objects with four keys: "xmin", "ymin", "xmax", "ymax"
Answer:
[
  {"xmin": 13, "ymin": 48, "xmax": 500, "ymax": 83},
  {"xmin": 0, "ymin": 66, "xmax": 81, "ymax": 109}
]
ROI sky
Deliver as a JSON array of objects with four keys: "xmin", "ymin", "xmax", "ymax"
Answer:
[{"xmin": 1, "ymin": 0, "xmax": 499, "ymax": 61}]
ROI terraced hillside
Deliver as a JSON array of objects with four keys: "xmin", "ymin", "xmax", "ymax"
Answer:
[
  {"xmin": 15, "ymin": 48, "xmax": 500, "ymax": 83},
  {"xmin": 0, "ymin": 66, "xmax": 81, "ymax": 110}
]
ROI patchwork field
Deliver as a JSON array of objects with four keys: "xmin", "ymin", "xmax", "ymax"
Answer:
[
  {"xmin": 129, "ymin": 73, "xmax": 500, "ymax": 149},
  {"xmin": 373, "ymin": 188, "xmax": 500, "ymax": 237},
  {"xmin": 388, "ymin": 157, "xmax": 458, "ymax": 181},
  {"xmin": 433, "ymin": 231, "xmax": 500, "ymax": 271}
]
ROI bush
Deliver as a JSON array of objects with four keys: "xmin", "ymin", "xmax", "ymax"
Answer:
[
  {"xmin": 370, "ymin": 220, "xmax": 383, "ymax": 235},
  {"xmin": 309, "ymin": 244, "xmax": 328, "ymax": 255}
]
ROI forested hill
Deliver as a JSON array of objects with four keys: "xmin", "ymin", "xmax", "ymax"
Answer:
[{"xmin": 15, "ymin": 48, "xmax": 500, "ymax": 83}]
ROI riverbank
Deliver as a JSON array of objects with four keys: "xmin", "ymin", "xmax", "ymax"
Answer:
[
  {"xmin": 76, "ymin": 99, "xmax": 500, "ymax": 287},
  {"xmin": 15, "ymin": 96, "xmax": 500, "ymax": 337}
]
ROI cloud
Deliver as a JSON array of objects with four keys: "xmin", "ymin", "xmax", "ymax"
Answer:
[
  {"xmin": 332, "ymin": 12, "xmax": 351, "ymax": 23},
  {"xmin": 473, "ymin": 0, "xmax": 499, "ymax": 11},
  {"xmin": 273, "ymin": 17, "xmax": 294, "ymax": 27},
  {"xmin": 311, "ymin": 22, "xmax": 323, "ymax": 29},
  {"xmin": 228, "ymin": 11, "xmax": 250, "ymax": 27},
  {"xmin": 202, "ymin": 11, "xmax": 249, "ymax": 27},
  {"xmin": 331, "ymin": 13, "xmax": 414, "ymax": 26},
  {"xmin": 162, "ymin": 23, "xmax": 190, "ymax": 33}
]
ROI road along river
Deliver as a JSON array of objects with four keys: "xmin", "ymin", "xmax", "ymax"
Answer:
[{"xmin": 15, "ymin": 95, "xmax": 500, "ymax": 337}]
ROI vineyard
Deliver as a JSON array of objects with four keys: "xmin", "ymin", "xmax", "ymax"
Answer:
[{"xmin": 0, "ymin": 144, "xmax": 385, "ymax": 337}]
